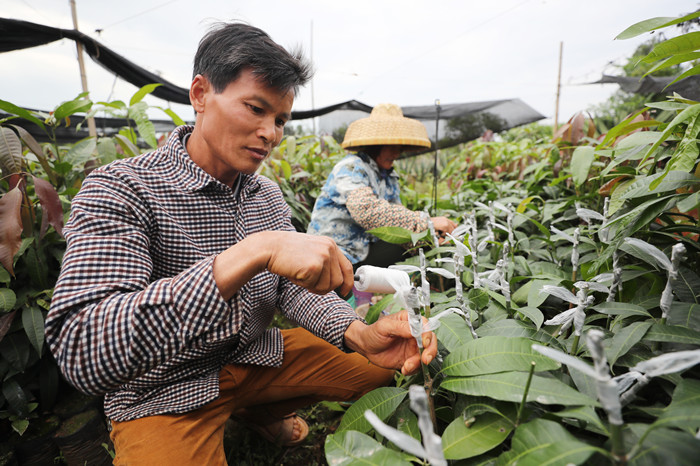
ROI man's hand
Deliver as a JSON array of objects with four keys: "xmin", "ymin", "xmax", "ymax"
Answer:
[
  {"xmin": 265, "ymin": 232, "xmax": 354, "ymax": 295},
  {"xmin": 343, "ymin": 311, "xmax": 438, "ymax": 376},
  {"xmin": 212, "ymin": 231, "xmax": 354, "ymax": 300}
]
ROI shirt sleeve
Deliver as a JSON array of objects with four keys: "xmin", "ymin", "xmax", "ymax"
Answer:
[
  {"xmin": 346, "ymin": 186, "xmax": 428, "ymax": 232},
  {"xmin": 45, "ymin": 174, "xmax": 237, "ymax": 396}
]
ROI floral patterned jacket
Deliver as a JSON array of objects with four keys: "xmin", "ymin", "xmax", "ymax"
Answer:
[{"xmin": 308, "ymin": 152, "xmax": 426, "ymax": 263}]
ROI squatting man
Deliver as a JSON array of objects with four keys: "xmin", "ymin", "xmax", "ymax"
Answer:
[{"xmin": 46, "ymin": 21, "xmax": 438, "ymax": 465}]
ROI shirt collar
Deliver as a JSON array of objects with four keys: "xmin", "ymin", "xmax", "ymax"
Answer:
[
  {"xmin": 357, "ymin": 151, "xmax": 397, "ymax": 181},
  {"xmin": 166, "ymin": 126, "xmax": 260, "ymax": 195}
]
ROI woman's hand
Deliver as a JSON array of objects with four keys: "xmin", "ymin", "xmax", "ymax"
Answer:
[{"xmin": 431, "ymin": 216, "xmax": 457, "ymax": 243}]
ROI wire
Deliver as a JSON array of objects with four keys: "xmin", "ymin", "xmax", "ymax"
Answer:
[
  {"xmin": 355, "ymin": 0, "xmax": 535, "ymax": 97},
  {"xmin": 96, "ymin": 0, "xmax": 181, "ymax": 32},
  {"xmin": 19, "ymin": 0, "xmax": 55, "ymax": 26}
]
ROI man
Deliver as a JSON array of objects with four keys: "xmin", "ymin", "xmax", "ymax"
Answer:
[{"xmin": 46, "ymin": 22, "xmax": 436, "ymax": 465}]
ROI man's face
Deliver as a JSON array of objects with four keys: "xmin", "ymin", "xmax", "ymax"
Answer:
[
  {"xmin": 375, "ymin": 145, "xmax": 402, "ymax": 171},
  {"xmin": 190, "ymin": 69, "xmax": 294, "ymax": 186}
]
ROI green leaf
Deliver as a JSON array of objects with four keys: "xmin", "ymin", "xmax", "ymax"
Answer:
[
  {"xmin": 592, "ymin": 302, "xmax": 651, "ymax": 319},
  {"xmin": 527, "ymin": 279, "xmax": 562, "ymax": 308},
  {"xmin": 677, "ymin": 191, "xmax": 699, "ymax": 213},
  {"xmin": 128, "ymin": 101, "xmax": 157, "ymax": 149},
  {"xmin": 477, "ymin": 319, "xmax": 535, "ymax": 339},
  {"xmin": 552, "ymin": 406, "xmax": 608, "ymax": 435},
  {"xmin": 570, "ymin": 146, "xmax": 595, "ymax": 187},
  {"xmin": 644, "ymin": 324, "xmax": 700, "ymax": 345},
  {"xmin": 618, "ymin": 171, "xmax": 700, "ymax": 200},
  {"xmin": 129, "ymin": 83, "xmax": 162, "ymax": 106},
  {"xmin": 442, "ymin": 337, "xmax": 560, "ymax": 377},
  {"xmin": 496, "ymin": 419, "xmax": 600, "ymax": 466},
  {"xmin": 114, "ymin": 134, "xmax": 140, "ymax": 157},
  {"xmin": 648, "ymin": 379, "xmax": 700, "ymax": 433},
  {"xmin": 442, "ymin": 372, "xmax": 599, "ymax": 406},
  {"xmin": 395, "ymin": 402, "xmax": 419, "ymax": 441},
  {"xmin": 0, "ymin": 288, "xmax": 16, "ymax": 311},
  {"xmin": 0, "ymin": 265, "xmax": 9, "ymax": 284},
  {"xmin": 53, "ymin": 97, "xmax": 92, "ymax": 121},
  {"xmin": 21, "ymin": 306, "xmax": 44, "ymax": 356},
  {"xmin": 639, "ymin": 103, "xmax": 700, "ymax": 167},
  {"xmin": 442, "ymin": 412, "xmax": 513, "ymax": 460},
  {"xmin": 96, "ymin": 137, "xmax": 119, "ymax": 164},
  {"xmin": 515, "ymin": 306, "xmax": 544, "ymax": 330},
  {"xmin": 410, "ymin": 229, "xmax": 429, "ymax": 245},
  {"xmin": 64, "ymin": 137, "xmax": 97, "ymax": 167},
  {"xmin": 605, "ymin": 321, "xmax": 652, "ymax": 367},
  {"xmin": 11, "ymin": 418, "xmax": 29, "ymax": 436},
  {"xmin": 0, "ymin": 99, "xmax": 45, "ymax": 128},
  {"xmin": 0, "ymin": 333, "xmax": 30, "ymax": 371},
  {"xmin": 667, "ymin": 302, "xmax": 700, "ymax": 331},
  {"xmin": 434, "ymin": 312, "xmax": 474, "ymax": 353},
  {"xmin": 364, "ymin": 294, "xmax": 393, "ymax": 324},
  {"xmin": 158, "ymin": 107, "xmax": 186, "ymax": 126},
  {"xmin": 629, "ymin": 426, "xmax": 700, "ymax": 466},
  {"xmin": 337, "ymin": 387, "xmax": 407, "ymax": 433},
  {"xmin": 675, "ymin": 266, "xmax": 700, "ymax": 304},
  {"xmin": 467, "ymin": 288, "xmax": 490, "ymax": 309},
  {"xmin": 615, "ymin": 131, "xmax": 665, "ymax": 150},
  {"xmin": 324, "ymin": 431, "xmax": 413, "ymax": 466},
  {"xmin": 644, "ymin": 52, "xmax": 700, "ymax": 76},
  {"xmin": 366, "ymin": 226, "xmax": 413, "ymax": 244},
  {"xmin": 668, "ymin": 115, "xmax": 700, "ymax": 173},
  {"xmin": 616, "ymin": 12, "xmax": 700, "ymax": 40},
  {"xmin": 0, "ymin": 127, "xmax": 23, "ymax": 176},
  {"xmin": 642, "ymin": 31, "xmax": 700, "ymax": 63},
  {"xmin": 280, "ymin": 159, "xmax": 292, "ymax": 180},
  {"xmin": 2, "ymin": 378, "xmax": 28, "ymax": 417}
]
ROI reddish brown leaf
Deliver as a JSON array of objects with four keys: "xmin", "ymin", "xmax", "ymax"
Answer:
[
  {"xmin": 0, "ymin": 186, "xmax": 23, "ymax": 276},
  {"xmin": 552, "ymin": 123, "xmax": 571, "ymax": 143},
  {"xmin": 0, "ymin": 310, "xmax": 17, "ymax": 342},
  {"xmin": 32, "ymin": 176, "xmax": 64, "ymax": 238},
  {"xmin": 598, "ymin": 175, "xmax": 631, "ymax": 196},
  {"xmin": 569, "ymin": 113, "xmax": 586, "ymax": 145}
]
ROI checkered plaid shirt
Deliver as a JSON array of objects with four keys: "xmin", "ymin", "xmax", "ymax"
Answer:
[{"xmin": 46, "ymin": 126, "xmax": 360, "ymax": 422}]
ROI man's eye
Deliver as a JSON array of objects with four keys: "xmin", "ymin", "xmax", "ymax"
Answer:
[
  {"xmin": 248, "ymin": 104, "xmax": 263, "ymax": 114},
  {"xmin": 276, "ymin": 119, "xmax": 287, "ymax": 127}
]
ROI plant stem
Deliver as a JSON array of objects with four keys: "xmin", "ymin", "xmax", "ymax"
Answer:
[
  {"xmin": 609, "ymin": 422, "xmax": 627, "ymax": 465},
  {"xmin": 420, "ymin": 347, "xmax": 438, "ymax": 429},
  {"xmin": 570, "ymin": 334, "xmax": 580, "ymax": 355},
  {"xmin": 516, "ymin": 362, "xmax": 536, "ymax": 425}
]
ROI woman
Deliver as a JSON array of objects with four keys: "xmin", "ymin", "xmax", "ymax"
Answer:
[{"xmin": 308, "ymin": 103, "xmax": 456, "ymax": 269}]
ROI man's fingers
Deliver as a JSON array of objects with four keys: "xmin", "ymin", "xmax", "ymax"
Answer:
[
  {"xmin": 337, "ymin": 250, "xmax": 354, "ymax": 298},
  {"xmin": 401, "ymin": 354, "xmax": 422, "ymax": 375}
]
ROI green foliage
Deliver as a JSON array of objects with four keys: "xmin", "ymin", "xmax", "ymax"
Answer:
[
  {"xmin": 321, "ymin": 12, "xmax": 700, "ymax": 464},
  {"xmin": 0, "ymin": 85, "xmax": 180, "ymax": 441}
]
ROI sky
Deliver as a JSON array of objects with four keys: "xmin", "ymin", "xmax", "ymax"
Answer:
[{"xmin": 2, "ymin": 0, "xmax": 698, "ymax": 129}]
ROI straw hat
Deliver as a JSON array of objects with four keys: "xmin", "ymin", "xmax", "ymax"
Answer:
[{"xmin": 341, "ymin": 103, "xmax": 431, "ymax": 150}]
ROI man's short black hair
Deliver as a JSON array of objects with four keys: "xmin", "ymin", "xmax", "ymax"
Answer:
[{"xmin": 193, "ymin": 21, "xmax": 312, "ymax": 96}]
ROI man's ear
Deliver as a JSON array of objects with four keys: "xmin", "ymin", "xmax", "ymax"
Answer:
[{"xmin": 190, "ymin": 74, "xmax": 209, "ymax": 113}]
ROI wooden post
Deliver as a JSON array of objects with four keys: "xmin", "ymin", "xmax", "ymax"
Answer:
[
  {"xmin": 310, "ymin": 20, "xmax": 316, "ymax": 135},
  {"xmin": 69, "ymin": 0, "xmax": 97, "ymax": 137},
  {"xmin": 554, "ymin": 41, "xmax": 563, "ymax": 132}
]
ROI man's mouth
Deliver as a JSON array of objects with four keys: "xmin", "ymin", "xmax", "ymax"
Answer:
[{"xmin": 247, "ymin": 147, "xmax": 269, "ymax": 159}]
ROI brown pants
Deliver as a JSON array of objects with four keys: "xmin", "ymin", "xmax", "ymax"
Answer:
[{"xmin": 109, "ymin": 328, "xmax": 395, "ymax": 465}]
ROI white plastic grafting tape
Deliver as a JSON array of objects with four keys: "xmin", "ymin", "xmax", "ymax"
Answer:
[{"xmin": 354, "ymin": 265, "xmax": 411, "ymax": 294}]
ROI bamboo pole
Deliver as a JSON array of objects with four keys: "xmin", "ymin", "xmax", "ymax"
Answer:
[
  {"xmin": 554, "ymin": 41, "xmax": 563, "ymax": 132},
  {"xmin": 69, "ymin": 0, "xmax": 97, "ymax": 137}
]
